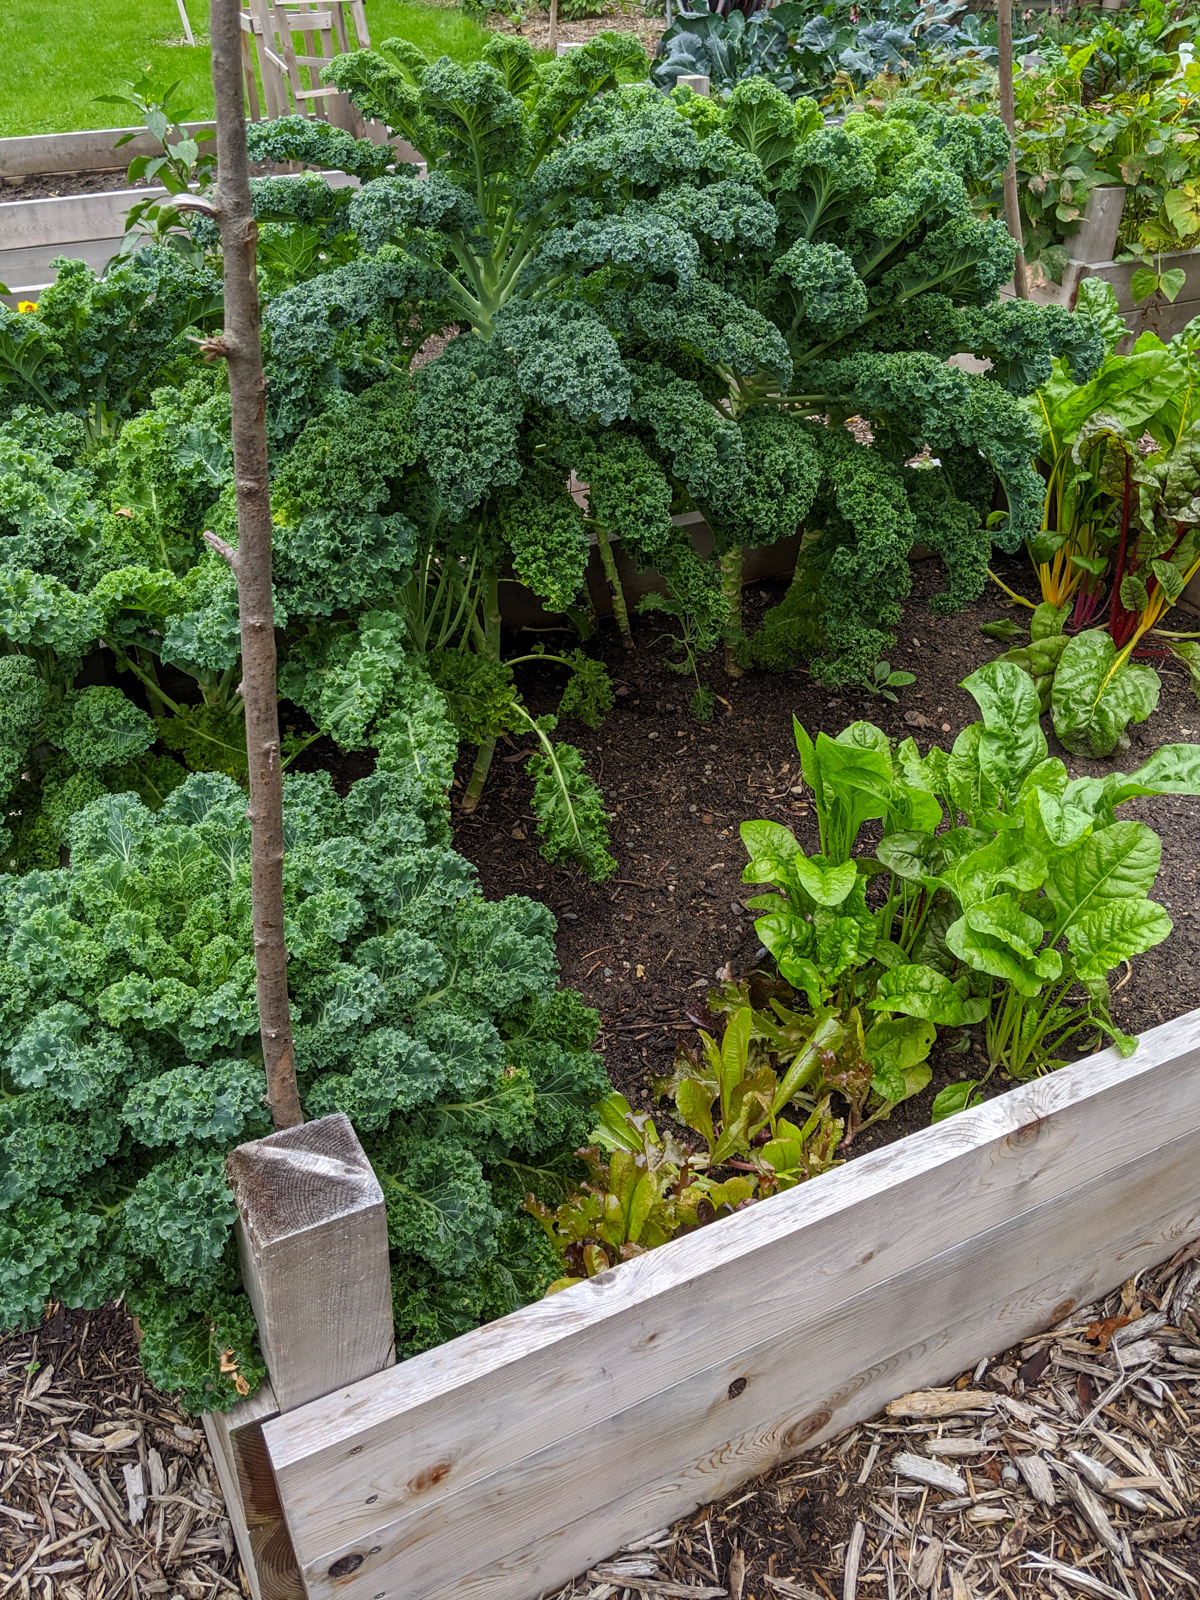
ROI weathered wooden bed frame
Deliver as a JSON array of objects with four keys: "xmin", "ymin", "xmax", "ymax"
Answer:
[{"xmin": 205, "ymin": 1006, "xmax": 1200, "ymax": 1600}]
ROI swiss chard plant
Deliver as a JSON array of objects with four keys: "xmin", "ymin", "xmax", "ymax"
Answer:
[
  {"xmin": 740, "ymin": 661, "xmax": 1200, "ymax": 1100},
  {"xmin": 993, "ymin": 291, "xmax": 1200, "ymax": 756},
  {"xmin": 0, "ymin": 672, "xmax": 610, "ymax": 1407}
]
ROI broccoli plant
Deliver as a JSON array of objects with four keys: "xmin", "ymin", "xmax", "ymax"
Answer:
[{"xmin": 0, "ymin": 669, "xmax": 609, "ymax": 1407}]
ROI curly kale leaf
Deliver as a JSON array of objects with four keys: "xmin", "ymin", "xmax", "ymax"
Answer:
[
  {"xmin": 48, "ymin": 686, "xmax": 156, "ymax": 771},
  {"xmin": 304, "ymin": 1027, "xmax": 446, "ymax": 1131},
  {"xmin": 322, "ymin": 48, "xmax": 433, "ymax": 149},
  {"xmin": 122, "ymin": 1057, "xmax": 272, "ymax": 1147},
  {"xmin": 389, "ymin": 1213, "xmax": 560, "ymax": 1357},
  {"xmin": 349, "ymin": 170, "xmax": 483, "ymax": 254},
  {"xmin": 416, "ymin": 336, "xmax": 526, "ymax": 517},
  {"xmin": 8, "ymin": 1003, "xmax": 134, "ymax": 1110},
  {"xmin": 807, "ymin": 352, "xmax": 1044, "ymax": 549},
  {"xmin": 537, "ymin": 213, "xmax": 701, "ymax": 290},
  {"xmin": 0, "ymin": 1196, "xmax": 107, "ymax": 1330},
  {"xmin": 769, "ymin": 238, "xmax": 868, "ymax": 342},
  {"xmin": 628, "ymin": 361, "xmax": 748, "ymax": 517},
  {"xmin": 716, "ymin": 408, "xmax": 823, "ymax": 551},
  {"xmin": 264, "ymin": 252, "xmax": 444, "ymax": 441},
  {"xmin": 124, "ymin": 1149, "xmax": 240, "ymax": 1290},
  {"xmin": 374, "ymin": 1133, "xmax": 502, "ymax": 1275},
  {"xmin": 245, "ymin": 114, "xmax": 397, "ymax": 179},
  {"xmin": 129, "ymin": 1276, "xmax": 267, "ymax": 1415},
  {"xmin": 0, "ymin": 655, "xmax": 49, "ymax": 789},
  {"xmin": 525, "ymin": 726, "xmax": 617, "ymax": 881},
  {"xmin": 494, "ymin": 475, "xmax": 589, "ymax": 612},
  {"xmin": 620, "ymin": 280, "xmax": 792, "ymax": 388},
  {"xmin": 0, "ymin": 253, "xmax": 221, "ymax": 427},
  {"xmin": 556, "ymin": 650, "xmax": 614, "ymax": 730},
  {"xmin": 494, "ymin": 300, "xmax": 631, "ymax": 427},
  {"xmin": 954, "ymin": 300, "xmax": 1105, "ymax": 394}
]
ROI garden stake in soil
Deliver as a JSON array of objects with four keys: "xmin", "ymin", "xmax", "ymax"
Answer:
[{"xmin": 200, "ymin": 0, "xmax": 300, "ymax": 1132}]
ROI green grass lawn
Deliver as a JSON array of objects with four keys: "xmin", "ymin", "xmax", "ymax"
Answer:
[{"xmin": 1, "ymin": 0, "xmax": 497, "ymax": 138}]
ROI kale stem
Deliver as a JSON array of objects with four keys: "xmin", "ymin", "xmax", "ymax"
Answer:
[{"xmin": 593, "ymin": 523, "xmax": 633, "ymax": 650}]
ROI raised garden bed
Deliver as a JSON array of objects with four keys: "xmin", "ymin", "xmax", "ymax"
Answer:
[{"xmin": 206, "ymin": 1000, "xmax": 1200, "ymax": 1600}]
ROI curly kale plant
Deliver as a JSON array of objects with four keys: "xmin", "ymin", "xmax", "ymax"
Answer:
[
  {"xmin": 625, "ymin": 87, "xmax": 1105, "ymax": 683},
  {"xmin": 256, "ymin": 55, "xmax": 1102, "ymax": 690},
  {"xmin": 0, "ymin": 253, "xmax": 222, "ymax": 443},
  {"xmin": 0, "ymin": 671, "xmax": 608, "ymax": 1409}
]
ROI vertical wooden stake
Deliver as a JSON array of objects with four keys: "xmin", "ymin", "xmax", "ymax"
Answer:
[
  {"xmin": 176, "ymin": 0, "xmax": 197, "ymax": 45},
  {"xmin": 203, "ymin": 1386, "xmax": 301, "ymax": 1600},
  {"xmin": 206, "ymin": 1114, "xmax": 396, "ymax": 1599},
  {"xmin": 227, "ymin": 1114, "xmax": 395, "ymax": 1414},
  {"xmin": 207, "ymin": 0, "xmax": 302, "ymax": 1130},
  {"xmin": 548, "ymin": 0, "xmax": 559, "ymax": 54},
  {"xmin": 998, "ymin": 0, "xmax": 1030, "ymax": 300}
]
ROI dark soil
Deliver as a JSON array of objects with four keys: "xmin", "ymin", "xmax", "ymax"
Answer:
[
  {"xmin": 448, "ymin": 552, "xmax": 1200, "ymax": 1148},
  {"xmin": 1, "ymin": 170, "xmax": 147, "ymax": 200}
]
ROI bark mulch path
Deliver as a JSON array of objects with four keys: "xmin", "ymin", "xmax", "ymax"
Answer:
[
  {"xmin": 0, "ymin": 1304, "xmax": 245, "ymax": 1600},
  {"xmin": 544, "ymin": 1243, "xmax": 1200, "ymax": 1600}
]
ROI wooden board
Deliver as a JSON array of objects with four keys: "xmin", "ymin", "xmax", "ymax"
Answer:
[
  {"xmin": 203, "ymin": 1383, "xmax": 303, "ymax": 1600},
  {"xmin": 263, "ymin": 1007, "xmax": 1200, "ymax": 1600},
  {"xmin": 0, "ymin": 122, "xmax": 421, "ymax": 180},
  {"xmin": 0, "ymin": 124, "xmax": 215, "ymax": 178},
  {"xmin": 0, "ymin": 168, "xmax": 367, "ymax": 300}
]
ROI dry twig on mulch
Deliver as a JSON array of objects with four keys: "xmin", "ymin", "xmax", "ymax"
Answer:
[
  {"xmin": 545, "ymin": 1243, "xmax": 1200, "ymax": 1600},
  {"xmin": 0, "ymin": 1304, "xmax": 246, "ymax": 1600}
]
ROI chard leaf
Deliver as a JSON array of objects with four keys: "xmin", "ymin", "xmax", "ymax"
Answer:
[
  {"xmin": 1030, "ymin": 601, "xmax": 1067, "ymax": 640},
  {"xmin": 1022, "ymin": 785, "xmax": 1094, "ymax": 852},
  {"xmin": 862, "ymin": 1015, "xmax": 936, "ymax": 1098},
  {"xmin": 868, "ymin": 964, "xmax": 987, "ymax": 1025},
  {"xmin": 962, "ymin": 660, "xmax": 1047, "ymax": 798},
  {"xmin": 792, "ymin": 855, "xmax": 857, "ymax": 907},
  {"xmin": 940, "ymin": 829, "xmax": 1047, "ymax": 913},
  {"xmin": 931, "ymin": 1080, "xmax": 981, "ymax": 1121},
  {"xmin": 1044, "ymin": 820, "xmax": 1161, "ymax": 933},
  {"xmin": 1102, "ymin": 743, "xmax": 1200, "ymax": 807},
  {"xmin": 947, "ymin": 724, "xmax": 1002, "ymax": 822},
  {"xmin": 1067, "ymin": 897, "xmax": 1172, "ymax": 982},
  {"xmin": 740, "ymin": 819, "xmax": 803, "ymax": 887},
  {"xmin": 1051, "ymin": 629, "xmax": 1160, "ymax": 759},
  {"xmin": 947, "ymin": 894, "xmax": 1062, "ymax": 997}
]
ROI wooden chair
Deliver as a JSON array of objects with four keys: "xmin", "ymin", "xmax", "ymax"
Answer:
[{"xmin": 240, "ymin": 0, "xmax": 371, "ymax": 132}]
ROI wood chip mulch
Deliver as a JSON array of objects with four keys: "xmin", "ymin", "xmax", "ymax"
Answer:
[
  {"xmin": 545, "ymin": 1242, "xmax": 1200, "ymax": 1600},
  {"xmin": 0, "ymin": 1303, "xmax": 246, "ymax": 1600}
]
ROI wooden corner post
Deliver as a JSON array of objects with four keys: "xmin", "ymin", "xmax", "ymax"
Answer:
[{"xmin": 204, "ymin": 1114, "xmax": 395, "ymax": 1600}]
